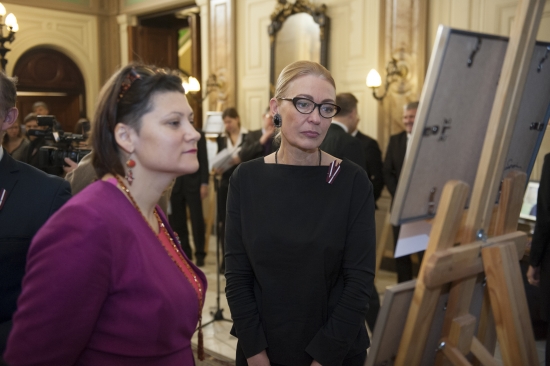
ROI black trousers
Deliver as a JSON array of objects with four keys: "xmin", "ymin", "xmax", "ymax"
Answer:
[
  {"xmin": 169, "ymin": 188, "xmax": 206, "ymax": 261},
  {"xmin": 392, "ymin": 225, "xmax": 425, "ymax": 283},
  {"xmin": 235, "ymin": 345, "xmax": 367, "ymax": 366},
  {"xmin": 392, "ymin": 225, "xmax": 413, "ymax": 283}
]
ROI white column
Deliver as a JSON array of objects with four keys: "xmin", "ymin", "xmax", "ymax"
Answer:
[{"xmin": 116, "ymin": 14, "xmax": 137, "ymax": 66}]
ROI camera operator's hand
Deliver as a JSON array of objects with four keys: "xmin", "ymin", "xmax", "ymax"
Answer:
[{"xmin": 63, "ymin": 157, "xmax": 78, "ymax": 174}]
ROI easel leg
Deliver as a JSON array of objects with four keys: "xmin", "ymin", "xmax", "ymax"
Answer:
[
  {"xmin": 482, "ymin": 242, "xmax": 538, "ymax": 366},
  {"xmin": 395, "ymin": 180, "xmax": 469, "ymax": 366}
]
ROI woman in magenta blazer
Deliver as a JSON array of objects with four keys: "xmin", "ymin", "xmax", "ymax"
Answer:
[{"xmin": 4, "ymin": 64, "xmax": 207, "ymax": 365}]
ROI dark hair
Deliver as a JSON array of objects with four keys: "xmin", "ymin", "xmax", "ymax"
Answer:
[
  {"xmin": 0, "ymin": 72, "xmax": 17, "ymax": 119},
  {"xmin": 92, "ymin": 63, "xmax": 185, "ymax": 178},
  {"xmin": 24, "ymin": 113, "xmax": 38, "ymax": 124},
  {"xmin": 222, "ymin": 107, "xmax": 240, "ymax": 120},
  {"xmin": 335, "ymin": 93, "xmax": 358, "ymax": 116},
  {"xmin": 405, "ymin": 101, "xmax": 419, "ymax": 111}
]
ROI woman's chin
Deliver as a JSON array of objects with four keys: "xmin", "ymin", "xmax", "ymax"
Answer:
[{"xmin": 177, "ymin": 162, "xmax": 199, "ymax": 176}]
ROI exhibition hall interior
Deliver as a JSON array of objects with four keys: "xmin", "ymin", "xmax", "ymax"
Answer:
[{"xmin": 1, "ymin": 0, "xmax": 550, "ymax": 364}]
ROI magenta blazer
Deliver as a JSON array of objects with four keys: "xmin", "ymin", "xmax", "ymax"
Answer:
[{"xmin": 4, "ymin": 180, "xmax": 207, "ymax": 365}]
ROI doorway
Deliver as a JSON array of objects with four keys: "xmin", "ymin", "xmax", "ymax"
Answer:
[
  {"xmin": 129, "ymin": 6, "xmax": 203, "ymax": 128},
  {"xmin": 13, "ymin": 48, "xmax": 86, "ymax": 133}
]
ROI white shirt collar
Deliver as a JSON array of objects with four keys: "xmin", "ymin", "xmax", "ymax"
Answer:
[
  {"xmin": 351, "ymin": 129, "xmax": 358, "ymax": 137},
  {"xmin": 331, "ymin": 120, "xmax": 349, "ymax": 133},
  {"xmin": 0, "ymin": 144, "xmax": 4, "ymax": 162}
]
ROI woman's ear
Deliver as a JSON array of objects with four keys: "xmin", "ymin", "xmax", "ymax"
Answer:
[
  {"xmin": 114, "ymin": 123, "xmax": 136, "ymax": 154},
  {"xmin": 269, "ymin": 98, "xmax": 278, "ymax": 117}
]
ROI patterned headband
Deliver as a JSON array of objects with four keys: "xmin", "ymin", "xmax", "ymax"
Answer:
[{"xmin": 117, "ymin": 68, "xmax": 141, "ymax": 102}]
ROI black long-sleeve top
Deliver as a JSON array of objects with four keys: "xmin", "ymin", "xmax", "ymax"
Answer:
[
  {"xmin": 530, "ymin": 153, "xmax": 550, "ymax": 320},
  {"xmin": 224, "ymin": 158, "xmax": 376, "ymax": 366}
]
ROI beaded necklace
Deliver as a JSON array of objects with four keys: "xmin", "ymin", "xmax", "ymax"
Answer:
[{"xmin": 115, "ymin": 176, "xmax": 205, "ymax": 360}]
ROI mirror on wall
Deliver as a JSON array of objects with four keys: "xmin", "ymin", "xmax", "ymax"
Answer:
[{"xmin": 268, "ymin": 0, "xmax": 330, "ymax": 96}]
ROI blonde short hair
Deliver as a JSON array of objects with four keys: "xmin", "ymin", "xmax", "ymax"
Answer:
[{"xmin": 274, "ymin": 61, "xmax": 335, "ymax": 99}]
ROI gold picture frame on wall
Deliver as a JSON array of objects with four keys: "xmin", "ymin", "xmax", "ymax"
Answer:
[{"xmin": 268, "ymin": 0, "xmax": 330, "ymax": 96}]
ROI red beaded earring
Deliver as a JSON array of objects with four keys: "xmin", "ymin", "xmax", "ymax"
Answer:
[{"xmin": 126, "ymin": 157, "xmax": 136, "ymax": 185}]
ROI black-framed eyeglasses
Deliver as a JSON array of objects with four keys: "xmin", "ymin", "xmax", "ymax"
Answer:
[{"xmin": 278, "ymin": 97, "xmax": 341, "ymax": 118}]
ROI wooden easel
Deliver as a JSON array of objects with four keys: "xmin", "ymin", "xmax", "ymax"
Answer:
[{"xmin": 390, "ymin": 0, "xmax": 545, "ymax": 365}]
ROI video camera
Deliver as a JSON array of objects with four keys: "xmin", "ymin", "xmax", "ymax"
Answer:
[{"xmin": 27, "ymin": 115, "xmax": 91, "ymax": 172}]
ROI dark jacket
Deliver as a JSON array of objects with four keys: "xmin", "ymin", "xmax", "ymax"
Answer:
[
  {"xmin": 0, "ymin": 150, "xmax": 71, "ymax": 354},
  {"xmin": 383, "ymin": 131, "xmax": 407, "ymax": 198},
  {"xmin": 239, "ymin": 129, "xmax": 278, "ymax": 162},
  {"xmin": 355, "ymin": 130, "xmax": 384, "ymax": 201},
  {"xmin": 320, "ymin": 124, "xmax": 365, "ymax": 169}
]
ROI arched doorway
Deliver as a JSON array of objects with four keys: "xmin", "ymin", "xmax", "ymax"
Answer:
[{"xmin": 13, "ymin": 48, "xmax": 86, "ymax": 133}]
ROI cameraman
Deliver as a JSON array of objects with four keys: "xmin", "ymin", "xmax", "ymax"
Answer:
[{"xmin": 23, "ymin": 113, "xmax": 49, "ymax": 169}]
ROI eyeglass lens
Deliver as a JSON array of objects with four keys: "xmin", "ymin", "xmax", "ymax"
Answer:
[{"xmin": 293, "ymin": 98, "xmax": 338, "ymax": 118}]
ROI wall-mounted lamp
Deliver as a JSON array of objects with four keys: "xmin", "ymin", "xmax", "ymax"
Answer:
[
  {"xmin": 0, "ymin": 2, "xmax": 19, "ymax": 72},
  {"xmin": 181, "ymin": 70, "xmax": 224, "ymax": 102},
  {"xmin": 366, "ymin": 58, "xmax": 408, "ymax": 101},
  {"xmin": 182, "ymin": 76, "xmax": 201, "ymax": 94}
]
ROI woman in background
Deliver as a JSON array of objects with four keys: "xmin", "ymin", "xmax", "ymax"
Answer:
[
  {"xmin": 214, "ymin": 107, "xmax": 247, "ymax": 271},
  {"xmin": 2, "ymin": 120, "xmax": 29, "ymax": 162},
  {"xmin": 225, "ymin": 60, "xmax": 376, "ymax": 366},
  {"xmin": 5, "ymin": 63, "xmax": 207, "ymax": 365}
]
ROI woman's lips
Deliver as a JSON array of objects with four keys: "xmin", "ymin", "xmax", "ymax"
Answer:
[
  {"xmin": 301, "ymin": 131, "xmax": 320, "ymax": 138},
  {"xmin": 183, "ymin": 149, "xmax": 197, "ymax": 154}
]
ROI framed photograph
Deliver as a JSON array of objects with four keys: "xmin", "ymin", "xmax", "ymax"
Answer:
[{"xmin": 390, "ymin": 26, "xmax": 550, "ymax": 226}]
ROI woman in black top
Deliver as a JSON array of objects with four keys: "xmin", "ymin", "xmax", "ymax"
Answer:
[{"xmin": 225, "ymin": 61, "xmax": 376, "ymax": 366}]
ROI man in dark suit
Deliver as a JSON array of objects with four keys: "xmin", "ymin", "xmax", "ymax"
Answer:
[
  {"xmin": 333, "ymin": 93, "xmax": 384, "ymax": 202},
  {"xmin": 319, "ymin": 101, "xmax": 365, "ymax": 169},
  {"xmin": 169, "ymin": 130, "xmax": 209, "ymax": 267},
  {"xmin": 239, "ymin": 107, "xmax": 277, "ymax": 162},
  {"xmin": 319, "ymin": 92, "xmax": 380, "ymax": 332},
  {"xmin": 383, "ymin": 101, "xmax": 418, "ymax": 283},
  {"xmin": 0, "ymin": 72, "xmax": 71, "ymax": 359}
]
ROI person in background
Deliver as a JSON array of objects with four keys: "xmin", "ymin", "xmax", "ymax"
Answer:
[
  {"xmin": 225, "ymin": 60, "xmax": 375, "ymax": 366},
  {"xmin": 23, "ymin": 113, "xmax": 48, "ymax": 169},
  {"xmin": 214, "ymin": 107, "xmax": 247, "ymax": 272},
  {"xmin": 239, "ymin": 107, "xmax": 278, "ymax": 162},
  {"xmin": 527, "ymin": 152, "xmax": 550, "ymax": 366},
  {"xmin": 319, "ymin": 99, "xmax": 365, "ymax": 169},
  {"xmin": 32, "ymin": 101, "xmax": 49, "ymax": 116},
  {"xmin": 0, "ymin": 72, "xmax": 71, "ymax": 363},
  {"xmin": 336, "ymin": 93, "xmax": 385, "ymax": 202},
  {"xmin": 383, "ymin": 101, "xmax": 419, "ymax": 283},
  {"xmin": 321, "ymin": 92, "xmax": 382, "ymax": 332},
  {"xmin": 5, "ymin": 64, "xmax": 207, "ymax": 365},
  {"xmin": 169, "ymin": 130, "xmax": 209, "ymax": 267},
  {"xmin": 2, "ymin": 120, "xmax": 29, "ymax": 162}
]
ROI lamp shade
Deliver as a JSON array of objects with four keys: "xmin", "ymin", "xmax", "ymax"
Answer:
[
  {"xmin": 366, "ymin": 69, "xmax": 382, "ymax": 88},
  {"xmin": 187, "ymin": 76, "xmax": 201, "ymax": 92},
  {"xmin": 0, "ymin": 3, "xmax": 5, "ymax": 17},
  {"xmin": 6, "ymin": 13, "xmax": 18, "ymax": 32}
]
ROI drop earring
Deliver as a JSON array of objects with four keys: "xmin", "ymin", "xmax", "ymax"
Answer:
[
  {"xmin": 273, "ymin": 113, "xmax": 282, "ymax": 128},
  {"xmin": 126, "ymin": 155, "xmax": 136, "ymax": 185}
]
